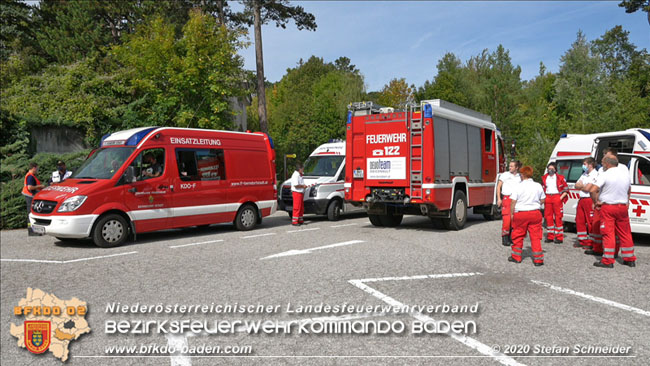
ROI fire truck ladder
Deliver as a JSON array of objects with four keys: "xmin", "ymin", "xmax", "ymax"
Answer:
[{"xmin": 409, "ymin": 103, "xmax": 423, "ymax": 200}]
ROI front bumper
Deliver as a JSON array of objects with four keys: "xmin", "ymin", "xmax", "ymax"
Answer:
[
  {"xmin": 29, "ymin": 213, "xmax": 98, "ymax": 238},
  {"xmin": 278, "ymin": 198, "xmax": 329, "ymax": 215}
]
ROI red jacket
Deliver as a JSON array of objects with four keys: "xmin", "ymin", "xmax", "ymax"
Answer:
[{"xmin": 542, "ymin": 173, "xmax": 568, "ymax": 203}]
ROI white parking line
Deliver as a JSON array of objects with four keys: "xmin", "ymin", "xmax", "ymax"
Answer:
[
  {"xmin": 357, "ymin": 272, "xmax": 484, "ymax": 283},
  {"xmin": 0, "ymin": 251, "xmax": 138, "ymax": 264},
  {"xmin": 169, "ymin": 240, "xmax": 224, "ymax": 249},
  {"xmin": 260, "ymin": 240, "xmax": 365, "ymax": 260},
  {"xmin": 531, "ymin": 280, "xmax": 650, "ymax": 317},
  {"xmin": 286, "ymin": 227, "xmax": 320, "ymax": 233},
  {"xmin": 330, "ymin": 223, "xmax": 358, "ymax": 228},
  {"xmin": 349, "ymin": 273, "xmax": 523, "ymax": 366},
  {"xmin": 242, "ymin": 233, "xmax": 277, "ymax": 239}
]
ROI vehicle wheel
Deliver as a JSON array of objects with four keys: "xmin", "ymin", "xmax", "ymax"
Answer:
[
  {"xmin": 483, "ymin": 205, "xmax": 502, "ymax": 221},
  {"xmin": 379, "ymin": 207, "xmax": 403, "ymax": 227},
  {"xmin": 92, "ymin": 214, "xmax": 129, "ymax": 248},
  {"xmin": 327, "ymin": 200, "xmax": 342, "ymax": 221},
  {"xmin": 442, "ymin": 190, "xmax": 467, "ymax": 231},
  {"xmin": 235, "ymin": 204, "xmax": 257, "ymax": 231},
  {"xmin": 368, "ymin": 214, "xmax": 383, "ymax": 227}
]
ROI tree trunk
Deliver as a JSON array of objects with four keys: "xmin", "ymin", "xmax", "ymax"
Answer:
[{"xmin": 253, "ymin": 1, "xmax": 269, "ymax": 134}]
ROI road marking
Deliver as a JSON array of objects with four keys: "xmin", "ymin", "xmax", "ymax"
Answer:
[
  {"xmin": 357, "ymin": 272, "xmax": 483, "ymax": 283},
  {"xmin": 531, "ymin": 280, "xmax": 650, "ymax": 317},
  {"xmin": 286, "ymin": 227, "xmax": 320, "ymax": 233},
  {"xmin": 260, "ymin": 240, "xmax": 364, "ymax": 260},
  {"xmin": 242, "ymin": 232, "xmax": 277, "ymax": 239},
  {"xmin": 169, "ymin": 240, "xmax": 224, "ymax": 249},
  {"xmin": 349, "ymin": 273, "xmax": 524, "ymax": 366},
  {"xmin": 330, "ymin": 223, "xmax": 358, "ymax": 228},
  {"xmin": 167, "ymin": 333, "xmax": 192, "ymax": 366},
  {"xmin": 0, "ymin": 251, "xmax": 138, "ymax": 264}
]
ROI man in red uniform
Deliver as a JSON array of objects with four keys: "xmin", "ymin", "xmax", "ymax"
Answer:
[
  {"xmin": 497, "ymin": 160, "xmax": 521, "ymax": 246},
  {"xmin": 541, "ymin": 162, "xmax": 568, "ymax": 244},
  {"xmin": 573, "ymin": 157, "xmax": 597, "ymax": 249},
  {"xmin": 590, "ymin": 156, "xmax": 636, "ymax": 268},
  {"xmin": 23, "ymin": 162, "xmax": 45, "ymax": 236},
  {"xmin": 509, "ymin": 166, "xmax": 546, "ymax": 266},
  {"xmin": 290, "ymin": 162, "xmax": 308, "ymax": 226}
]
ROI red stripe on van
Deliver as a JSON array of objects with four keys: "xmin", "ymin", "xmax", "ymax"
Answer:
[{"xmin": 557, "ymin": 151, "xmax": 590, "ymax": 156}]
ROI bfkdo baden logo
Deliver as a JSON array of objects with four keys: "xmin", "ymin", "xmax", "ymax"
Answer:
[{"xmin": 10, "ymin": 288, "xmax": 91, "ymax": 362}]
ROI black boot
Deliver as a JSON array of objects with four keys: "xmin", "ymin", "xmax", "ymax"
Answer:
[
  {"xmin": 593, "ymin": 261, "xmax": 613, "ymax": 268},
  {"xmin": 508, "ymin": 257, "xmax": 521, "ymax": 263},
  {"xmin": 622, "ymin": 261, "xmax": 636, "ymax": 267},
  {"xmin": 502, "ymin": 236, "xmax": 510, "ymax": 246}
]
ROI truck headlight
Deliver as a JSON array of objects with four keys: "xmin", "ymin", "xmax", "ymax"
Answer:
[
  {"xmin": 57, "ymin": 195, "xmax": 87, "ymax": 212},
  {"xmin": 309, "ymin": 185, "xmax": 320, "ymax": 198}
]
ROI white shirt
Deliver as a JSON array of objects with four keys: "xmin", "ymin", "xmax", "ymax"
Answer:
[
  {"xmin": 511, "ymin": 178, "xmax": 546, "ymax": 212},
  {"xmin": 594, "ymin": 164, "xmax": 630, "ymax": 204},
  {"xmin": 577, "ymin": 169, "xmax": 598, "ymax": 198},
  {"xmin": 290, "ymin": 171, "xmax": 305, "ymax": 193},
  {"xmin": 499, "ymin": 172, "xmax": 521, "ymax": 196},
  {"xmin": 545, "ymin": 174, "xmax": 558, "ymax": 194},
  {"xmin": 51, "ymin": 170, "xmax": 72, "ymax": 183}
]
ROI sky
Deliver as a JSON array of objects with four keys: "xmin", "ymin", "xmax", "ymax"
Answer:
[{"xmin": 236, "ymin": 1, "xmax": 650, "ymax": 92}]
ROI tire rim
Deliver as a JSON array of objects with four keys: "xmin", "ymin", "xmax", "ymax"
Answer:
[
  {"xmin": 102, "ymin": 220, "xmax": 124, "ymax": 242},
  {"xmin": 455, "ymin": 199, "xmax": 466, "ymax": 222},
  {"xmin": 241, "ymin": 209, "xmax": 255, "ymax": 227}
]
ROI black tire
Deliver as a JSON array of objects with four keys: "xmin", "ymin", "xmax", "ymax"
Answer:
[
  {"xmin": 483, "ymin": 205, "xmax": 502, "ymax": 221},
  {"xmin": 442, "ymin": 190, "xmax": 467, "ymax": 231},
  {"xmin": 327, "ymin": 200, "xmax": 342, "ymax": 221},
  {"xmin": 379, "ymin": 207, "xmax": 403, "ymax": 227},
  {"xmin": 368, "ymin": 214, "xmax": 383, "ymax": 227},
  {"xmin": 92, "ymin": 214, "xmax": 129, "ymax": 248},
  {"xmin": 430, "ymin": 217, "xmax": 445, "ymax": 229},
  {"xmin": 235, "ymin": 204, "xmax": 257, "ymax": 231}
]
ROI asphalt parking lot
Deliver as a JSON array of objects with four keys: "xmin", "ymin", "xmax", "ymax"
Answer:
[{"xmin": 2, "ymin": 211, "xmax": 649, "ymax": 365}]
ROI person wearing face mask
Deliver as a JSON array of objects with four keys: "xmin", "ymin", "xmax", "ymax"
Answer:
[
  {"xmin": 509, "ymin": 166, "xmax": 546, "ymax": 266},
  {"xmin": 50, "ymin": 160, "xmax": 72, "ymax": 184},
  {"xmin": 541, "ymin": 162, "xmax": 568, "ymax": 244},
  {"xmin": 573, "ymin": 157, "xmax": 598, "ymax": 250},
  {"xmin": 497, "ymin": 160, "xmax": 521, "ymax": 246}
]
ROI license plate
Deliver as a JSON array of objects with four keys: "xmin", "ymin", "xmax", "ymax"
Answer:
[
  {"xmin": 353, "ymin": 169, "xmax": 364, "ymax": 179},
  {"xmin": 31, "ymin": 225, "xmax": 45, "ymax": 234}
]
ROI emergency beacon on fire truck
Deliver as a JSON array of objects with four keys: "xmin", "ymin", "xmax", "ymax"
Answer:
[
  {"xmin": 29, "ymin": 127, "xmax": 277, "ymax": 247},
  {"xmin": 345, "ymin": 99, "xmax": 506, "ymax": 230},
  {"xmin": 548, "ymin": 128, "xmax": 650, "ymax": 234}
]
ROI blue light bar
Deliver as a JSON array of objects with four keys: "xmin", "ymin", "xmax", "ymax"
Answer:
[
  {"xmin": 423, "ymin": 104, "xmax": 432, "ymax": 118},
  {"xmin": 125, "ymin": 127, "xmax": 158, "ymax": 146},
  {"xmin": 560, "ymin": 133, "xmax": 567, "ymax": 138}
]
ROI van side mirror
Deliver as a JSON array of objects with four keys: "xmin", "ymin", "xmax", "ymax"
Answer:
[{"xmin": 124, "ymin": 166, "xmax": 135, "ymax": 183}]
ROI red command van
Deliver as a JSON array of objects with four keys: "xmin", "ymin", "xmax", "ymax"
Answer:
[{"xmin": 29, "ymin": 127, "xmax": 277, "ymax": 247}]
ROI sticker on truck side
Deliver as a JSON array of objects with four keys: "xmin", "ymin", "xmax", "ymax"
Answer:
[{"xmin": 367, "ymin": 157, "xmax": 406, "ymax": 180}]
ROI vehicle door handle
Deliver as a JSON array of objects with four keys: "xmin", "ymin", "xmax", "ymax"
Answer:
[{"xmin": 128, "ymin": 187, "xmax": 137, "ymax": 193}]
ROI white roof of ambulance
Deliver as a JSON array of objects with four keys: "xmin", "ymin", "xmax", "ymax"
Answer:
[{"xmin": 550, "ymin": 128, "xmax": 650, "ymax": 159}]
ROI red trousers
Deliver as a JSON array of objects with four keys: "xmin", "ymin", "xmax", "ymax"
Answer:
[
  {"xmin": 501, "ymin": 196, "xmax": 512, "ymax": 237},
  {"xmin": 599, "ymin": 204, "xmax": 635, "ymax": 265},
  {"xmin": 576, "ymin": 198, "xmax": 594, "ymax": 248},
  {"xmin": 590, "ymin": 207, "xmax": 603, "ymax": 253},
  {"xmin": 544, "ymin": 194, "xmax": 564, "ymax": 240},
  {"xmin": 511, "ymin": 210, "xmax": 544, "ymax": 263},
  {"xmin": 292, "ymin": 191, "xmax": 304, "ymax": 225}
]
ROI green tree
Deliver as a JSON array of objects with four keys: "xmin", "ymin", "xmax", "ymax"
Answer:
[
  {"xmin": 618, "ymin": 0, "xmax": 650, "ymax": 26},
  {"xmin": 416, "ymin": 53, "xmax": 469, "ymax": 106},
  {"xmin": 377, "ymin": 78, "xmax": 415, "ymax": 108},
  {"xmin": 591, "ymin": 25, "xmax": 641, "ymax": 79}
]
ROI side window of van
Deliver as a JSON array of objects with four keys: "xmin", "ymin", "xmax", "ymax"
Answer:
[
  {"xmin": 132, "ymin": 148, "xmax": 165, "ymax": 181},
  {"xmin": 176, "ymin": 149, "xmax": 226, "ymax": 181},
  {"xmin": 556, "ymin": 160, "xmax": 583, "ymax": 183},
  {"xmin": 637, "ymin": 159, "xmax": 650, "ymax": 185}
]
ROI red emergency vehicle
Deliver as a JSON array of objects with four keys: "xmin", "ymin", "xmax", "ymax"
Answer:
[
  {"xmin": 345, "ymin": 100, "xmax": 505, "ymax": 229},
  {"xmin": 29, "ymin": 127, "xmax": 277, "ymax": 247}
]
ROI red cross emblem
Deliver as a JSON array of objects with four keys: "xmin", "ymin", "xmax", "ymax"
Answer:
[{"xmin": 632, "ymin": 205, "xmax": 646, "ymax": 217}]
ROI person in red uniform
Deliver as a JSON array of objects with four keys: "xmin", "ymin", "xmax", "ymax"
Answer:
[
  {"xmin": 541, "ymin": 162, "xmax": 568, "ymax": 244},
  {"xmin": 573, "ymin": 157, "xmax": 597, "ymax": 249},
  {"xmin": 23, "ymin": 162, "xmax": 45, "ymax": 236},
  {"xmin": 590, "ymin": 155, "xmax": 636, "ymax": 268},
  {"xmin": 290, "ymin": 162, "xmax": 308, "ymax": 226},
  {"xmin": 497, "ymin": 160, "xmax": 521, "ymax": 246},
  {"xmin": 509, "ymin": 166, "xmax": 546, "ymax": 266}
]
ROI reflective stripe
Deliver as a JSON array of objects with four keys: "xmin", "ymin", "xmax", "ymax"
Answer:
[
  {"xmin": 621, "ymin": 249, "xmax": 635, "ymax": 253},
  {"xmin": 603, "ymin": 254, "xmax": 615, "ymax": 258},
  {"xmin": 577, "ymin": 231, "xmax": 587, "ymax": 235},
  {"xmin": 621, "ymin": 253, "xmax": 635, "ymax": 258},
  {"xmin": 532, "ymin": 251, "xmax": 544, "ymax": 255},
  {"xmin": 511, "ymin": 249, "xmax": 522, "ymax": 254},
  {"xmin": 604, "ymin": 248, "xmax": 616, "ymax": 253}
]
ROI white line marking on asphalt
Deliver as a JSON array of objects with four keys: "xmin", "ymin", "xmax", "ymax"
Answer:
[
  {"xmin": 330, "ymin": 223, "xmax": 358, "ymax": 228},
  {"xmin": 286, "ymin": 227, "xmax": 320, "ymax": 233},
  {"xmin": 169, "ymin": 240, "xmax": 224, "ymax": 249},
  {"xmin": 348, "ymin": 273, "xmax": 524, "ymax": 366},
  {"xmin": 242, "ymin": 233, "xmax": 277, "ymax": 239},
  {"xmin": 357, "ymin": 272, "xmax": 484, "ymax": 283},
  {"xmin": 0, "ymin": 251, "xmax": 138, "ymax": 264},
  {"xmin": 260, "ymin": 240, "xmax": 365, "ymax": 260},
  {"xmin": 166, "ymin": 333, "xmax": 192, "ymax": 366},
  {"xmin": 531, "ymin": 280, "xmax": 650, "ymax": 317}
]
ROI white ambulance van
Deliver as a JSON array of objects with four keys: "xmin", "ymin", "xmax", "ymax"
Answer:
[
  {"xmin": 277, "ymin": 141, "xmax": 363, "ymax": 221},
  {"xmin": 548, "ymin": 128, "xmax": 650, "ymax": 234}
]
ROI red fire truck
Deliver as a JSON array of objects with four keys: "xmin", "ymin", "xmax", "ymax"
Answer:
[{"xmin": 344, "ymin": 100, "xmax": 506, "ymax": 230}]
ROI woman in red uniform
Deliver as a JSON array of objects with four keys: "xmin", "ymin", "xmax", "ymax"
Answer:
[
  {"xmin": 541, "ymin": 162, "xmax": 568, "ymax": 244},
  {"xmin": 509, "ymin": 166, "xmax": 546, "ymax": 266}
]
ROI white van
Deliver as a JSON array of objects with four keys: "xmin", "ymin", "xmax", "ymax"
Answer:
[
  {"xmin": 548, "ymin": 128, "xmax": 650, "ymax": 234},
  {"xmin": 278, "ymin": 141, "xmax": 363, "ymax": 221}
]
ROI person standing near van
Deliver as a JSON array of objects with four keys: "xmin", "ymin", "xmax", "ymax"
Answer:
[
  {"xmin": 542, "ymin": 162, "xmax": 568, "ymax": 244},
  {"xmin": 573, "ymin": 157, "xmax": 598, "ymax": 249},
  {"xmin": 50, "ymin": 160, "xmax": 72, "ymax": 183},
  {"xmin": 23, "ymin": 162, "xmax": 45, "ymax": 235},
  {"xmin": 497, "ymin": 160, "xmax": 521, "ymax": 246},
  {"xmin": 590, "ymin": 155, "xmax": 636, "ymax": 268},
  {"xmin": 509, "ymin": 166, "xmax": 546, "ymax": 266},
  {"xmin": 291, "ymin": 162, "xmax": 308, "ymax": 226}
]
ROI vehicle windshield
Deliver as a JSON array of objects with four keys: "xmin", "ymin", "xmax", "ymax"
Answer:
[
  {"xmin": 72, "ymin": 147, "xmax": 135, "ymax": 179},
  {"xmin": 303, "ymin": 155, "xmax": 344, "ymax": 177}
]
